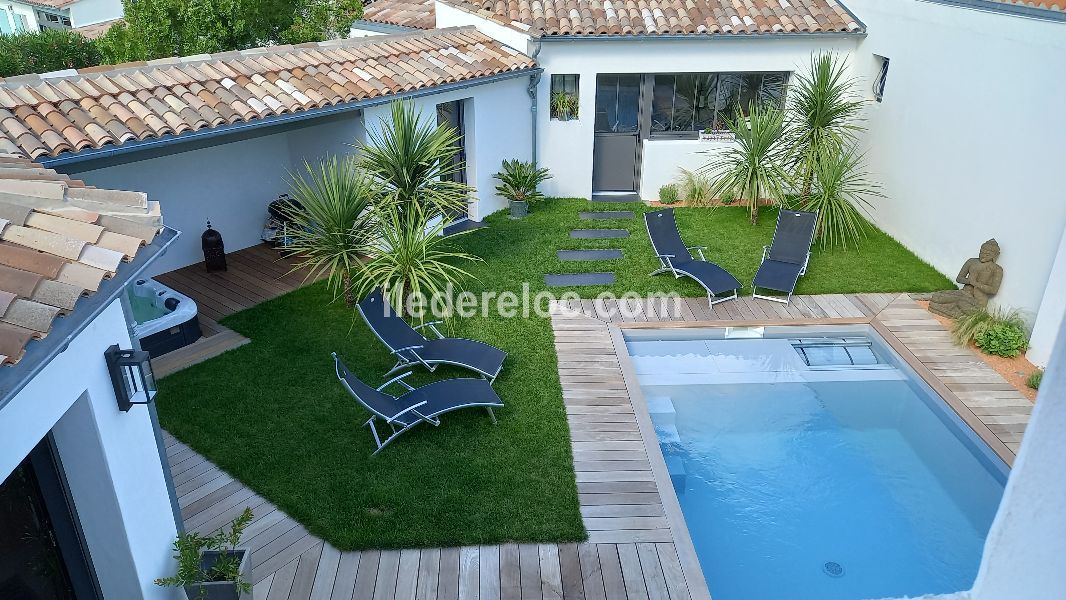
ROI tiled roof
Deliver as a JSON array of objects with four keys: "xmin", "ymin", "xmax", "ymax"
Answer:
[
  {"xmin": 989, "ymin": 0, "xmax": 1064, "ymax": 11},
  {"xmin": 74, "ymin": 18, "xmax": 123, "ymax": 40},
  {"xmin": 446, "ymin": 0, "xmax": 864, "ymax": 36},
  {"xmin": 0, "ymin": 153, "xmax": 162, "ymax": 365},
  {"xmin": 362, "ymin": 0, "xmax": 436, "ymax": 29},
  {"xmin": 0, "ymin": 27, "xmax": 535, "ymax": 160},
  {"xmin": 26, "ymin": 0, "xmax": 78, "ymax": 8}
]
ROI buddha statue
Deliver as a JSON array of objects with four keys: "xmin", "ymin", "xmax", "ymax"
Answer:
[{"xmin": 928, "ymin": 239, "xmax": 1003, "ymax": 319}]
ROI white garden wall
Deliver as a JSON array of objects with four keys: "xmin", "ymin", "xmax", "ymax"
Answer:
[
  {"xmin": 0, "ymin": 300, "xmax": 179, "ymax": 600},
  {"xmin": 531, "ymin": 36, "xmax": 862, "ymax": 200},
  {"xmin": 361, "ymin": 75, "xmax": 533, "ymax": 221},
  {"xmin": 66, "ymin": 112, "xmax": 366, "ymax": 275},
  {"xmin": 846, "ymin": 0, "xmax": 1066, "ymax": 365}
]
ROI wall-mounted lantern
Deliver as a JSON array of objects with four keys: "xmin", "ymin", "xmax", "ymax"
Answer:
[{"xmin": 105, "ymin": 344, "xmax": 157, "ymax": 412}]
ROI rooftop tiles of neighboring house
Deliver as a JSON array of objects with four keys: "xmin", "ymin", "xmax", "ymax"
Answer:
[
  {"xmin": 361, "ymin": 0, "xmax": 436, "ymax": 29},
  {"xmin": 0, "ymin": 153, "xmax": 162, "ymax": 365},
  {"xmin": 73, "ymin": 18, "xmax": 124, "ymax": 40},
  {"xmin": 444, "ymin": 0, "xmax": 865, "ymax": 36},
  {"xmin": 991, "ymin": 0, "xmax": 1065, "ymax": 11},
  {"xmin": 0, "ymin": 27, "xmax": 535, "ymax": 161}
]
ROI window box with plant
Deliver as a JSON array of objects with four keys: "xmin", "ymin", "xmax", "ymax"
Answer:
[
  {"xmin": 549, "ymin": 74, "xmax": 580, "ymax": 121},
  {"xmin": 494, "ymin": 159, "xmax": 552, "ymax": 219},
  {"xmin": 155, "ymin": 508, "xmax": 253, "ymax": 600}
]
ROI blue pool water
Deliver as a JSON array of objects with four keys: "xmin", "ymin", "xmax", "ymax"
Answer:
[{"xmin": 626, "ymin": 326, "xmax": 1007, "ymax": 600}]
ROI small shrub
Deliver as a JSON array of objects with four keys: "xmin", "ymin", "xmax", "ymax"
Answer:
[
  {"xmin": 494, "ymin": 159, "xmax": 552, "ymax": 204},
  {"xmin": 155, "ymin": 508, "xmax": 253, "ymax": 597},
  {"xmin": 719, "ymin": 190, "xmax": 737, "ymax": 206},
  {"xmin": 951, "ymin": 307, "xmax": 1026, "ymax": 347},
  {"xmin": 975, "ymin": 321, "xmax": 1028, "ymax": 358},
  {"xmin": 659, "ymin": 184, "xmax": 679, "ymax": 205},
  {"xmin": 1027, "ymin": 369, "xmax": 1043, "ymax": 390},
  {"xmin": 678, "ymin": 168, "xmax": 713, "ymax": 206}
]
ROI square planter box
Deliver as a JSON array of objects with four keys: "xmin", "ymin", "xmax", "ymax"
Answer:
[
  {"xmin": 510, "ymin": 200, "xmax": 529, "ymax": 219},
  {"xmin": 184, "ymin": 549, "xmax": 250, "ymax": 600}
]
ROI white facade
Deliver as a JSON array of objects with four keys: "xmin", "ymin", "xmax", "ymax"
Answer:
[
  {"xmin": 67, "ymin": 113, "xmax": 367, "ymax": 275},
  {"xmin": 1, "ymin": 0, "xmax": 70, "ymax": 33},
  {"xmin": 0, "ymin": 299, "xmax": 179, "ymax": 599},
  {"xmin": 845, "ymin": 0, "xmax": 1066, "ymax": 365},
  {"xmin": 67, "ymin": 0, "xmax": 122, "ymax": 27}
]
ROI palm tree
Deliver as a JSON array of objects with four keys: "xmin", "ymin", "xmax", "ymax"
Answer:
[
  {"xmin": 799, "ymin": 144, "xmax": 882, "ymax": 249},
  {"xmin": 359, "ymin": 100, "xmax": 472, "ymax": 221},
  {"xmin": 702, "ymin": 102, "xmax": 791, "ymax": 224},
  {"xmin": 354, "ymin": 203, "xmax": 481, "ymax": 319},
  {"xmin": 281, "ymin": 155, "xmax": 378, "ymax": 306},
  {"xmin": 786, "ymin": 52, "xmax": 865, "ymax": 202}
]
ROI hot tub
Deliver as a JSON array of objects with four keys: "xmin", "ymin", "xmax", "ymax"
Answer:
[{"xmin": 127, "ymin": 278, "xmax": 202, "ymax": 358}]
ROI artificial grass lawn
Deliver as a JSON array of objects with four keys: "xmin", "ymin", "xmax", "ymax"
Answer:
[{"xmin": 156, "ymin": 199, "xmax": 951, "ymax": 550}]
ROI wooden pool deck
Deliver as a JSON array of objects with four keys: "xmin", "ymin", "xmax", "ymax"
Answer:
[{"xmin": 162, "ymin": 293, "xmax": 1032, "ymax": 599}]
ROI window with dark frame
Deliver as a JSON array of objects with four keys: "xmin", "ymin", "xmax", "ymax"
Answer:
[
  {"xmin": 650, "ymin": 72, "xmax": 789, "ymax": 138},
  {"xmin": 550, "ymin": 74, "xmax": 580, "ymax": 120},
  {"xmin": 873, "ymin": 56, "xmax": 890, "ymax": 103}
]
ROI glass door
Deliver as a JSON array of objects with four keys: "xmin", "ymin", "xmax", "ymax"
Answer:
[
  {"xmin": 592, "ymin": 74, "xmax": 642, "ymax": 193},
  {"xmin": 0, "ymin": 439, "xmax": 97, "ymax": 599},
  {"xmin": 436, "ymin": 100, "xmax": 469, "ymax": 222}
]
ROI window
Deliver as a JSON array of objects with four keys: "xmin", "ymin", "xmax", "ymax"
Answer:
[
  {"xmin": 873, "ymin": 56, "xmax": 890, "ymax": 103},
  {"xmin": 0, "ymin": 10, "xmax": 11, "ymax": 35},
  {"xmin": 651, "ymin": 72, "xmax": 788, "ymax": 137},
  {"xmin": 594, "ymin": 74, "xmax": 640, "ymax": 133},
  {"xmin": 550, "ymin": 74, "xmax": 579, "ymax": 120},
  {"xmin": 61, "ymin": 17, "xmax": 71, "ymax": 26}
]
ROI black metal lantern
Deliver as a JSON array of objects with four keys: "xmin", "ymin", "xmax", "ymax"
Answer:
[
  {"xmin": 105, "ymin": 345, "xmax": 157, "ymax": 412},
  {"xmin": 202, "ymin": 220, "xmax": 227, "ymax": 272}
]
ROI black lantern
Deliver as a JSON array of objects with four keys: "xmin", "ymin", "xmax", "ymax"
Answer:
[
  {"xmin": 202, "ymin": 220, "xmax": 227, "ymax": 272},
  {"xmin": 105, "ymin": 345, "xmax": 157, "ymax": 412}
]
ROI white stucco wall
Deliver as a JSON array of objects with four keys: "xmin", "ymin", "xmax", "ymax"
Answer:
[
  {"xmin": 530, "ymin": 36, "xmax": 862, "ymax": 200},
  {"xmin": 68, "ymin": 0, "xmax": 122, "ymax": 27},
  {"xmin": 434, "ymin": 1, "xmax": 532, "ymax": 53},
  {"xmin": 845, "ymin": 0, "xmax": 1066, "ymax": 364},
  {"xmin": 3, "ymin": 1, "xmax": 44, "ymax": 32},
  {"xmin": 361, "ymin": 76, "xmax": 533, "ymax": 221},
  {"xmin": 67, "ymin": 112, "xmax": 366, "ymax": 275},
  {"xmin": 0, "ymin": 300, "xmax": 179, "ymax": 599}
]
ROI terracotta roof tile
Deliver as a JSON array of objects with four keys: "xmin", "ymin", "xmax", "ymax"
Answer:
[
  {"xmin": 443, "ymin": 0, "xmax": 864, "ymax": 36},
  {"xmin": 361, "ymin": 0, "xmax": 438, "ymax": 30},
  {"xmin": 989, "ymin": 0, "xmax": 1065, "ymax": 11},
  {"xmin": 0, "ymin": 153, "xmax": 163, "ymax": 364},
  {"xmin": 0, "ymin": 28, "xmax": 535, "ymax": 160}
]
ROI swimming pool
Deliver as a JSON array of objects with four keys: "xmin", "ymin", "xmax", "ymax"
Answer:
[{"xmin": 623, "ymin": 325, "xmax": 1007, "ymax": 600}]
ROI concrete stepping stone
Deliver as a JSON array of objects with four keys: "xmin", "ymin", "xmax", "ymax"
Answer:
[
  {"xmin": 579, "ymin": 211, "xmax": 635, "ymax": 220},
  {"xmin": 545, "ymin": 273, "xmax": 616, "ymax": 287},
  {"xmin": 570, "ymin": 229, "xmax": 629, "ymax": 239},
  {"xmin": 558, "ymin": 249, "xmax": 624, "ymax": 261}
]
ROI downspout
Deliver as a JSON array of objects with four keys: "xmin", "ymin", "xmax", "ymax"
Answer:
[{"xmin": 527, "ymin": 38, "xmax": 543, "ymax": 166}]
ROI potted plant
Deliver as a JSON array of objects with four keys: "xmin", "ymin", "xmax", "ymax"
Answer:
[
  {"xmin": 494, "ymin": 159, "xmax": 552, "ymax": 219},
  {"xmin": 550, "ymin": 91, "xmax": 578, "ymax": 121},
  {"xmin": 155, "ymin": 508, "xmax": 254, "ymax": 600}
]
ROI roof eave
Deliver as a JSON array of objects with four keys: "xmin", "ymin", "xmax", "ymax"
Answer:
[
  {"xmin": 926, "ymin": 0, "xmax": 1066, "ymax": 22},
  {"xmin": 537, "ymin": 30, "xmax": 868, "ymax": 41},
  {"xmin": 0, "ymin": 226, "xmax": 180, "ymax": 412}
]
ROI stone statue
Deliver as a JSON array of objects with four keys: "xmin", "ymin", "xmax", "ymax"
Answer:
[{"xmin": 928, "ymin": 239, "xmax": 1003, "ymax": 319}]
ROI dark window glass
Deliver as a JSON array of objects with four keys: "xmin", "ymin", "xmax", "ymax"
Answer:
[
  {"xmin": 650, "ymin": 74, "xmax": 676, "ymax": 133},
  {"xmin": 595, "ymin": 74, "xmax": 640, "ymax": 134}
]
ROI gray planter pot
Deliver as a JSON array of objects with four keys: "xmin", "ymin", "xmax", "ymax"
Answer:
[
  {"xmin": 184, "ymin": 549, "xmax": 250, "ymax": 600},
  {"xmin": 510, "ymin": 200, "xmax": 529, "ymax": 219}
]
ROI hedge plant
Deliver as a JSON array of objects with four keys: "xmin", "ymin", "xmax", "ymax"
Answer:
[{"xmin": 0, "ymin": 30, "xmax": 101, "ymax": 78}]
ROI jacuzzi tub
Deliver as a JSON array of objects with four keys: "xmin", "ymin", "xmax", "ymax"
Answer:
[{"xmin": 127, "ymin": 279, "xmax": 202, "ymax": 357}]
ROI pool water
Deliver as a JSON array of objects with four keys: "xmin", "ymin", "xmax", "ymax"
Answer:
[{"xmin": 626, "ymin": 327, "xmax": 1007, "ymax": 600}]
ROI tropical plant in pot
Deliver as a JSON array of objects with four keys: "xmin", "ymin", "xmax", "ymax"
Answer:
[
  {"xmin": 494, "ymin": 159, "xmax": 552, "ymax": 219},
  {"xmin": 550, "ymin": 91, "xmax": 578, "ymax": 121},
  {"xmin": 155, "ymin": 508, "xmax": 253, "ymax": 600}
]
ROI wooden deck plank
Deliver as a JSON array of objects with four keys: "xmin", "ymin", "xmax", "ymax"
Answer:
[
  {"xmin": 287, "ymin": 543, "xmax": 324, "ymax": 600},
  {"xmin": 308, "ymin": 544, "xmax": 342, "ymax": 600},
  {"xmin": 417, "ymin": 548, "xmax": 442, "ymax": 600}
]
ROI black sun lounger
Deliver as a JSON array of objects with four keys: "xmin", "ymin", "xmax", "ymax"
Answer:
[
  {"xmin": 332, "ymin": 353, "xmax": 504, "ymax": 455},
  {"xmin": 645, "ymin": 208, "xmax": 742, "ymax": 305},
  {"xmin": 358, "ymin": 288, "xmax": 506, "ymax": 382},
  {"xmin": 752, "ymin": 210, "xmax": 818, "ymax": 304}
]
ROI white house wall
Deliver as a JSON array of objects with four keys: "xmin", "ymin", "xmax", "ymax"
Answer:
[
  {"xmin": 0, "ymin": 299, "xmax": 178, "ymax": 599},
  {"xmin": 361, "ymin": 76, "xmax": 533, "ymax": 221},
  {"xmin": 845, "ymin": 0, "xmax": 1066, "ymax": 364},
  {"xmin": 434, "ymin": 1, "xmax": 533, "ymax": 54},
  {"xmin": 66, "ymin": 112, "xmax": 366, "ymax": 275},
  {"xmin": 531, "ymin": 36, "xmax": 862, "ymax": 200},
  {"xmin": 68, "ymin": 0, "xmax": 122, "ymax": 27}
]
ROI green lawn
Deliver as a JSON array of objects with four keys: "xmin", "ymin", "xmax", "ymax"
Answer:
[{"xmin": 156, "ymin": 199, "xmax": 950, "ymax": 550}]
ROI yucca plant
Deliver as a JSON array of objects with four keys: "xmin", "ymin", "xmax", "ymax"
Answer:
[
  {"xmin": 786, "ymin": 52, "xmax": 865, "ymax": 202},
  {"xmin": 359, "ymin": 100, "xmax": 472, "ymax": 221},
  {"xmin": 494, "ymin": 159, "xmax": 552, "ymax": 203},
  {"xmin": 354, "ymin": 204, "xmax": 482, "ymax": 319},
  {"xmin": 799, "ymin": 145, "xmax": 881, "ymax": 249},
  {"xmin": 702, "ymin": 102, "xmax": 791, "ymax": 224},
  {"xmin": 550, "ymin": 91, "xmax": 578, "ymax": 120},
  {"xmin": 281, "ymin": 156, "xmax": 378, "ymax": 306}
]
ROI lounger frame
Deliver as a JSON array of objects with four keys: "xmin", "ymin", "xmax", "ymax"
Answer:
[
  {"xmin": 645, "ymin": 213, "xmax": 739, "ymax": 305},
  {"xmin": 751, "ymin": 211, "xmax": 817, "ymax": 304}
]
